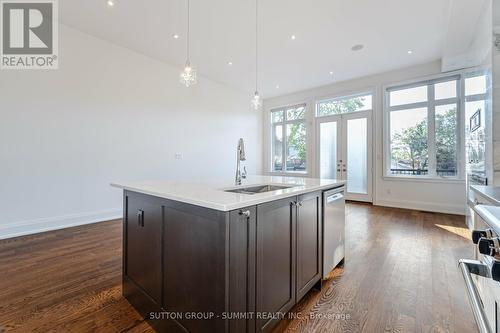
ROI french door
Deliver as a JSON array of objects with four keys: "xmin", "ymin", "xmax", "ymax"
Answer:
[{"xmin": 316, "ymin": 111, "xmax": 372, "ymax": 202}]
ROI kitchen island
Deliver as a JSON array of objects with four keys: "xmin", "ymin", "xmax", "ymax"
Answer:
[{"xmin": 111, "ymin": 176, "xmax": 345, "ymax": 333}]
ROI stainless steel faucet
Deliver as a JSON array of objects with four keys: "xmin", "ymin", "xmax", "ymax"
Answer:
[{"xmin": 235, "ymin": 138, "xmax": 247, "ymax": 185}]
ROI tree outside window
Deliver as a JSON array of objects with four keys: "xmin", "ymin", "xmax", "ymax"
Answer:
[{"xmin": 387, "ymin": 78, "xmax": 460, "ymax": 178}]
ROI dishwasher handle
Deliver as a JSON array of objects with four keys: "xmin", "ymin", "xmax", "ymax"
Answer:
[{"xmin": 326, "ymin": 192, "xmax": 344, "ymax": 203}]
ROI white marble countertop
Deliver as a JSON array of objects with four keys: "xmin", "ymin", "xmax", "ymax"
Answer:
[
  {"xmin": 471, "ymin": 185, "xmax": 500, "ymax": 205},
  {"xmin": 474, "ymin": 205, "xmax": 500, "ymax": 236},
  {"xmin": 111, "ymin": 175, "xmax": 345, "ymax": 212}
]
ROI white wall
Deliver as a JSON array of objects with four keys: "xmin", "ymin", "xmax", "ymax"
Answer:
[
  {"xmin": 0, "ymin": 25, "xmax": 262, "ymax": 239},
  {"xmin": 263, "ymin": 60, "xmax": 467, "ymax": 215}
]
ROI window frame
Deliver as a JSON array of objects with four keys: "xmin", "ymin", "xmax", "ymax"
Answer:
[
  {"xmin": 383, "ymin": 74, "xmax": 464, "ymax": 181},
  {"xmin": 270, "ymin": 103, "xmax": 308, "ymax": 174}
]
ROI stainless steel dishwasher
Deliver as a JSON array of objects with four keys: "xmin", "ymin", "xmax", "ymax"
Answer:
[{"xmin": 323, "ymin": 187, "xmax": 345, "ymax": 279}]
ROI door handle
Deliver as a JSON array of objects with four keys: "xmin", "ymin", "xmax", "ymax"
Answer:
[
  {"xmin": 458, "ymin": 259, "xmax": 492, "ymax": 333},
  {"xmin": 137, "ymin": 210, "xmax": 144, "ymax": 227},
  {"xmin": 239, "ymin": 210, "xmax": 251, "ymax": 218}
]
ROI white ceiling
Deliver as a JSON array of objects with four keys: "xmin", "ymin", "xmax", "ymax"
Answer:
[{"xmin": 60, "ymin": 0, "xmax": 476, "ymax": 98}]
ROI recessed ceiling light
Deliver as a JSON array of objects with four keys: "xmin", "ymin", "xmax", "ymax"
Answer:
[
  {"xmin": 227, "ymin": 61, "xmax": 233, "ymax": 66},
  {"xmin": 329, "ymin": 71, "xmax": 334, "ymax": 75},
  {"xmin": 351, "ymin": 44, "xmax": 364, "ymax": 51},
  {"xmin": 173, "ymin": 34, "xmax": 180, "ymax": 39},
  {"xmin": 276, "ymin": 85, "xmax": 280, "ymax": 89},
  {"xmin": 290, "ymin": 35, "xmax": 296, "ymax": 40},
  {"xmin": 407, "ymin": 50, "xmax": 413, "ymax": 54},
  {"xmin": 106, "ymin": 0, "xmax": 115, "ymax": 7}
]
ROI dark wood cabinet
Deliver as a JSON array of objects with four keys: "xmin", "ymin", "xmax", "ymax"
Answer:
[
  {"xmin": 296, "ymin": 192, "xmax": 322, "ymax": 301},
  {"xmin": 121, "ymin": 188, "xmax": 333, "ymax": 333},
  {"xmin": 256, "ymin": 197, "xmax": 296, "ymax": 333},
  {"xmin": 124, "ymin": 192, "xmax": 163, "ymax": 304},
  {"xmin": 163, "ymin": 201, "xmax": 227, "ymax": 333}
]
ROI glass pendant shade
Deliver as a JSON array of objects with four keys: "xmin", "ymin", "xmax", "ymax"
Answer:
[
  {"xmin": 180, "ymin": 0, "xmax": 197, "ymax": 87},
  {"xmin": 251, "ymin": 91, "xmax": 262, "ymax": 110},
  {"xmin": 180, "ymin": 62, "xmax": 197, "ymax": 87}
]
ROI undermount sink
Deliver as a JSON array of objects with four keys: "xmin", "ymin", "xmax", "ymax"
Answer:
[{"xmin": 224, "ymin": 184, "xmax": 294, "ymax": 195}]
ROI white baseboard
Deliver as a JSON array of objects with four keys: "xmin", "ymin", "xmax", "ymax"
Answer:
[
  {"xmin": 0, "ymin": 209, "xmax": 122, "ymax": 240},
  {"xmin": 374, "ymin": 198, "xmax": 466, "ymax": 215},
  {"xmin": 0, "ymin": 199, "xmax": 464, "ymax": 240}
]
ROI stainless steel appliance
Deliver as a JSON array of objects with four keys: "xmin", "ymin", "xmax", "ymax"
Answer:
[
  {"xmin": 460, "ymin": 205, "xmax": 500, "ymax": 333},
  {"xmin": 323, "ymin": 187, "xmax": 345, "ymax": 279}
]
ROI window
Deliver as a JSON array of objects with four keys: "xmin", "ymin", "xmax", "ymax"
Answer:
[
  {"xmin": 316, "ymin": 93, "xmax": 372, "ymax": 117},
  {"xmin": 271, "ymin": 104, "xmax": 307, "ymax": 172},
  {"xmin": 464, "ymin": 72, "xmax": 489, "ymax": 180},
  {"xmin": 386, "ymin": 76, "xmax": 460, "ymax": 178}
]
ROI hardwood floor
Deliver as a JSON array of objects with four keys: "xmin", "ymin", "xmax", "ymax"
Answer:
[{"xmin": 0, "ymin": 203, "xmax": 476, "ymax": 333}]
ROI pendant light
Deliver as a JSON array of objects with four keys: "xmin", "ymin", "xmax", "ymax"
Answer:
[
  {"xmin": 251, "ymin": 0, "xmax": 262, "ymax": 110},
  {"xmin": 179, "ymin": 0, "xmax": 197, "ymax": 87}
]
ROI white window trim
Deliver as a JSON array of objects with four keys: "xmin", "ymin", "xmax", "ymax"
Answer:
[
  {"xmin": 269, "ymin": 103, "xmax": 308, "ymax": 174},
  {"xmin": 383, "ymin": 68, "xmax": 490, "ymax": 182}
]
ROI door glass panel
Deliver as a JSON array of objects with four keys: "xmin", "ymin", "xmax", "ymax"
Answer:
[
  {"xmin": 347, "ymin": 118, "xmax": 368, "ymax": 194},
  {"xmin": 319, "ymin": 121, "xmax": 337, "ymax": 179}
]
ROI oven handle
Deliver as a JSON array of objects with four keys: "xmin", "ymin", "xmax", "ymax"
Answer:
[{"xmin": 458, "ymin": 259, "xmax": 493, "ymax": 333}]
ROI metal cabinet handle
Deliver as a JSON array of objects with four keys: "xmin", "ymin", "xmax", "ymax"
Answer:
[
  {"xmin": 458, "ymin": 259, "xmax": 493, "ymax": 333},
  {"xmin": 239, "ymin": 210, "xmax": 251, "ymax": 218},
  {"xmin": 137, "ymin": 210, "xmax": 144, "ymax": 227}
]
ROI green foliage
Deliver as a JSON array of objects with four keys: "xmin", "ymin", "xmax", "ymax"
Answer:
[
  {"xmin": 288, "ymin": 123, "xmax": 306, "ymax": 161},
  {"xmin": 435, "ymin": 109, "xmax": 457, "ymax": 170},
  {"xmin": 391, "ymin": 108, "xmax": 457, "ymax": 172},
  {"xmin": 392, "ymin": 119, "xmax": 428, "ymax": 170},
  {"xmin": 318, "ymin": 97, "xmax": 364, "ymax": 116}
]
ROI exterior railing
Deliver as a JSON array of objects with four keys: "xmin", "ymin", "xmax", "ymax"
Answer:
[{"xmin": 390, "ymin": 169, "xmax": 457, "ymax": 177}]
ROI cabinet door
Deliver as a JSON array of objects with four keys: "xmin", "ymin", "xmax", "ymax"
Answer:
[
  {"xmin": 256, "ymin": 197, "xmax": 296, "ymax": 333},
  {"xmin": 125, "ymin": 192, "xmax": 163, "ymax": 304},
  {"xmin": 229, "ymin": 207, "xmax": 256, "ymax": 333},
  {"xmin": 296, "ymin": 191, "xmax": 322, "ymax": 301},
  {"xmin": 163, "ymin": 202, "xmax": 227, "ymax": 333}
]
